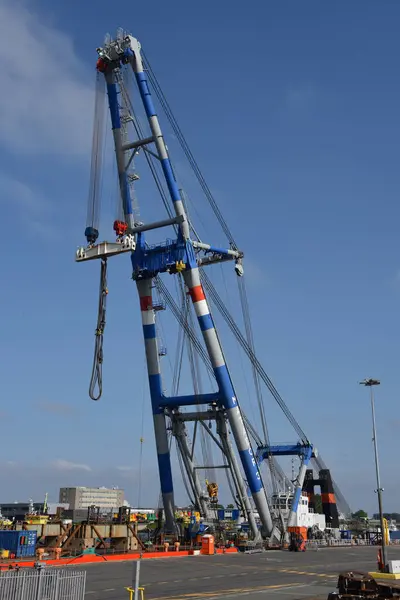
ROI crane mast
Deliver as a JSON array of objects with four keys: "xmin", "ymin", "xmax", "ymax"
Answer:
[
  {"xmin": 77, "ymin": 33, "xmax": 274, "ymax": 537},
  {"xmin": 77, "ymin": 30, "xmax": 351, "ymax": 540}
]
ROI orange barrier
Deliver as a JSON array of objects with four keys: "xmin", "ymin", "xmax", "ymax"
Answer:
[{"xmin": 0, "ymin": 547, "xmax": 238, "ymax": 570}]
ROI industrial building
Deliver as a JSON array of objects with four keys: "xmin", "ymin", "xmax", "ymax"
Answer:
[
  {"xmin": 59, "ymin": 487, "xmax": 124, "ymax": 510},
  {"xmin": 0, "ymin": 502, "xmax": 43, "ymax": 521},
  {"xmin": 0, "ymin": 502, "xmax": 69, "ymax": 521}
]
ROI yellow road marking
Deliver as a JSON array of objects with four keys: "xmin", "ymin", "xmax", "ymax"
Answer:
[
  {"xmin": 150, "ymin": 582, "xmax": 303, "ymax": 600},
  {"xmin": 276, "ymin": 569, "xmax": 335, "ymax": 578}
]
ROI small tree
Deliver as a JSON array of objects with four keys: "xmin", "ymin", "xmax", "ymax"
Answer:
[{"xmin": 352, "ymin": 509, "xmax": 368, "ymax": 519}]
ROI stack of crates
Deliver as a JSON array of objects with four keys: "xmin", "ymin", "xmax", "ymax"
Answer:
[{"xmin": 0, "ymin": 530, "xmax": 37, "ymax": 558}]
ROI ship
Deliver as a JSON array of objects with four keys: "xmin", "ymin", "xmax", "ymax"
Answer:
[{"xmin": 270, "ymin": 492, "xmax": 326, "ymax": 531}]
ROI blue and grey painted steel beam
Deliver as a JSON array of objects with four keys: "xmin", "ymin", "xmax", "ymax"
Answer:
[
  {"xmin": 287, "ymin": 444, "xmax": 313, "ymax": 527},
  {"xmin": 191, "ymin": 241, "xmax": 243, "ymax": 260},
  {"xmin": 104, "ymin": 70, "xmax": 135, "ymax": 231},
  {"xmin": 258, "ymin": 444, "xmax": 315, "ymax": 458},
  {"xmin": 126, "ymin": 35, "xmax": 273, "ymax": 537},
  {"xmin": 136, "ymin": 278, "xmax": 176, "ymax": 532},
  {"xmin": 127, "ymin": 36, "xmax": 190, "ymax": 241},
  {"xmin": 173, "ymin": 418, "xmax": 212, "ymax": 518},
  {"xmin": 183, "ymin": 265, "xmax": 273, "ymax": 536},
  {"xmin": 217, "ymin": 413, "xmax": 260, "ymax": 539}
]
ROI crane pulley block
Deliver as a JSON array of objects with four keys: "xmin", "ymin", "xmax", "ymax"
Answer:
[{"xmin": 113, "ymin": 220, "xmax": 128, "ymax": 237}]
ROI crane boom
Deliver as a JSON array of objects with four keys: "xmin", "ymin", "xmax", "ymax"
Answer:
[{"xmin": 81, "ymin": 32, "xmax": 274, "ymax": 537}]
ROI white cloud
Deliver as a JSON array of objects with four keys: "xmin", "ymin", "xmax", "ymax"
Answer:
[
  {"xmin": 0, "ymin": 173, "xmax": 49, "ymax": 213},
  {"xmin": 0, "ymin": 176, "xmax": 49, "ymax": 213},
  {"xmin": 0, "ymin": 0, "xmax": 94, "ymax": 156},
  {"xmin": 52, "ymin": 459, "xmax": 91, "ymax": 472},
  {"xmin": 0, "ymin": 172, "xmax": 56, "ymax": 240}
]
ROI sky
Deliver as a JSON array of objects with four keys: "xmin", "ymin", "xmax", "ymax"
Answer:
[{"xmin": 0, "ymin": 0, "xmax": 399, "ymax": 517}]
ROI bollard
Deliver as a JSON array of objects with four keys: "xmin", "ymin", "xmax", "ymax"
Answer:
[
  {"xmin": 125, "ymin": 587, "xmax": 145, "ymax": 600},
  {"xmin": 163, "ymin": 542, "xmax": 169, "ymax": 552},
  {"xmin": 36, "ymin": 548, "xmax": 44, "ymax": 561},
  {"xmin": 174, "ymin": 541, "xmax": 180, "ymax": 552}
]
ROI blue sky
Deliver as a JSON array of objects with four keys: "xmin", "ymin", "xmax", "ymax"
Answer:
[{"xmin": 0, "ymin": 0, "xmax": 399, "ymax": 516}]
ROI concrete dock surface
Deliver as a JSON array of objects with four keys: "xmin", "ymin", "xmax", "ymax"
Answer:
[{"xmin": 81, "ymin": 545, "xmax": 400, "ymax": 600}]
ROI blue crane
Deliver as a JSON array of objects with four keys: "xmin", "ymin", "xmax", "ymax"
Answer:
[
  {"xmin": 76, "ymin": 29, "xmax": 351, "ymax": 540},
  {"xmin": 256, "ymin": 443, "xmax": 315, "ymax": 527}
]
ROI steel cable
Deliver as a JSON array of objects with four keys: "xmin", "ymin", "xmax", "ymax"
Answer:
[
  {"xmin": 86, "ymin": 73, "xmax": 106, "ymax": 232},
  {"xmin": 89, "ymin": 259, "xmax": 108, "ymax": 401},
  {"xmin": 312, "ymin": 455, "xmax": 352, "ymax": 516},
  {"xmin": 142, "ymin": 53, "xmax": 238, "ymax": 249},
  {"xmin": 154, "ymin": 277, "xmax": 215, "ymax": 377},
  {"xmin": 200, "ymin": 270, "xmax": 310, "ymax": 444},
  {"xmin": 237, "ymin": 277, "xmax": 270, "ymax": 445},
  {"xmin": 117, "ymin": 70, "xmax": 175, "ymax": 223},
  {"xmin": 104, "ymin": 57, "xmax": 317, "ymax": 501},
  {"xmin": 141, "ymin": 57, "xmax": 308, "ymax": 446}
]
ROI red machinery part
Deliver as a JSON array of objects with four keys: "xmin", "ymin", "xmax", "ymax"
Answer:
[
  {"xmin": 96, "ymin": 58, "xmax": 107, "ymax": 73},
  {"xmin": 113, "ymin": 220, "xmax": 128, "ymax": 236}
]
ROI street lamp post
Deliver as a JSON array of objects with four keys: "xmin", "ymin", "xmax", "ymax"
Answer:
[{"xmin": 359, "ymin": 378, "xmax": 387, "ymax": 570}]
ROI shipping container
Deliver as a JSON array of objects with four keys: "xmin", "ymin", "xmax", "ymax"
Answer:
[{"xmin": 0, "ymin": 530, "xmax": 37, "ymax": 557}]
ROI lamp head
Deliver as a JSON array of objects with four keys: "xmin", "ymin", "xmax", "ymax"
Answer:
[{"xmin": 359, "ymin": 378, "xmax": 380, "ymax": 387}]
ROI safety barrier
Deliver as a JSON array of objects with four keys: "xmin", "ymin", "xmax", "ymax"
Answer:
[
  {"xmin": 305, "ymin": 539, "xmax": 351, "ymax": 548},
  {"xmin": 0, "ymin": 546, "xmax": 238, "ymax": 571},
  {"xmin": 0, "ymin": 568, "xmax": 86, "ymax": 600},
  {"xmin": 305, "ymin": 539, "xmax": 399, "ymax": 549}
]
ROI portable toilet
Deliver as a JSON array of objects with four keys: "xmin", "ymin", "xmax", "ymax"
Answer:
[{"xmin": 201, "ymin": 534, "xmax": 215, "ymax": 555}]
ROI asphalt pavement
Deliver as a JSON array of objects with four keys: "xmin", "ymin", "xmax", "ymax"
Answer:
[{"xmin": 80, "ymin": 545, "xmax": 400, "ymax": 600}]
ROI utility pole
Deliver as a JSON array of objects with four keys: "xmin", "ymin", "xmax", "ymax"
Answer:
[
  {"xmin": 133, "ymin": 557, "xmax": 141, "ymax": 600},
  {"xmin": 359, "ymin": 378, "xmax": 387, "ymax": 570}
]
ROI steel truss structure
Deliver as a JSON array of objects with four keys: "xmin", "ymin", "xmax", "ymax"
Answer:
[
  {"xmin": 77, "ymin": 32, "xmax": 272, "ymax": 538},
  {"xmin": 76, "ymin": 29, "xmax": 351, "ymax": 540}
]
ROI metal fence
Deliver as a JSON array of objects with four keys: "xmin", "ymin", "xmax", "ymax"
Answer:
[
  {"xmin": 0, "ymin": 568, "xmax": 86, "ymax": 600},
  {"xmin": 305, "ymin": 538, "xmax": 395, "ymax": 550}
]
